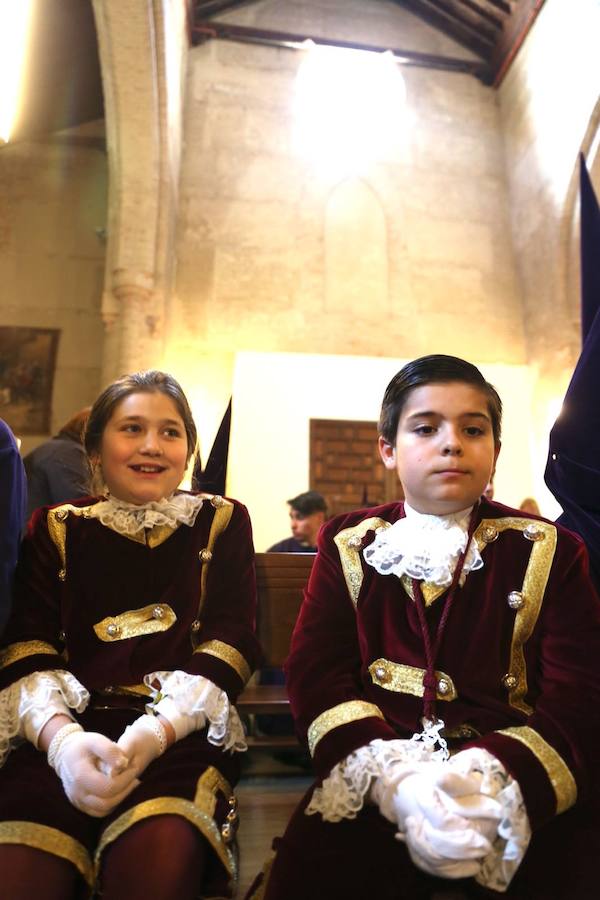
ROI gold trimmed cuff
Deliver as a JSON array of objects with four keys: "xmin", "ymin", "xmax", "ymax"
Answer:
[
  {"xmin": 497, "ymin": 725, "xmax": 577, "ymax": 814},
  {"xmin": 307, "ymin": 700, "xmax": 384, "ymax": 757},
  {"xmin": 369, "ymin": 658, "xmax": 457, "ymax": 701},
  {"xmin": 94, "ymin": 604, "xmax": 176, "ymax": 642},
  {"xmin": 193, "ymin": 639, "xmax": 251, "ymax": 685},
  {"xmin": 0, "ymin": 641, "xmax": 59, "ymax": 671},
  {"xmin": 0, "ymin": 821, "xmax": 93, "ymax": 886},
  {"xmin": 95, "ymin": 794, "xmax": 237, "ymax": 885}
]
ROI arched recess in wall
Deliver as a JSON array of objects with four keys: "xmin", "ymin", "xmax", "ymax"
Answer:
[
  {"xmin": 324, "ymin": 177, "xmax": 388, "ymax": 313},
  {"xmin": 562, "ymin": 97, "xmax": 600, "ymax": 340}
]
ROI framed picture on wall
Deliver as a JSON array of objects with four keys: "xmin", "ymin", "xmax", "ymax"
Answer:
[{"xmin": 0, "ymin": 326, "xmax": 60, "ymax": 434}]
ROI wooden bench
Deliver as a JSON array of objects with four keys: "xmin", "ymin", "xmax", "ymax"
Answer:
[{"xmin": 238, "ymin": 552, "xmax": 315, "ymax": 748}]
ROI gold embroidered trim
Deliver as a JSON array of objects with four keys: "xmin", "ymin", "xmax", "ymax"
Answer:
[
  {"xmin": 95, "ymin": 795, "xmax": 237, "ymax": 884},
  {"xmin": 474, "ymin": 517, "xmax": 556, "ymax": 714},
  {"xmin": 196, "ymin": 765, "xmax": 233, "ymax": 801},
  {"xmin": 193, "ymin": 639, "xmax": 251, "ymax": 685},
  {"xmin": 369, "ymin": 658, "xmax": 457, "ymax": 701},
  {"xmin": 497, "ymin": 725, "xmax": 577, "ymax": 814},
  {"xmin": 307, "ymin": 700, "xmax": 384, "ymax": 757},
  {"xmin": 193, "ymin": 497, "xmax": 234, "ymax": 645},
  {"xmin": 400, "ymin": 575, "xmax": 446, "ymax": 608},
  {"xmin": 0, "ymin": 821, "xmax": 93, "ymax": 886},
  {"xmin": 47, "ymin": 503, "xmax": 95, "ymax": 581},
  {"xmin": 0, "ymin": 640, "xmax": 60, "ymax": 670},
  {"xmin": 334, "ymin": 518, "xmax": 391, "ymax": 607},
  {"xmin": 93, "ymin": 604, "xmax": 177, "ymax": 642}
]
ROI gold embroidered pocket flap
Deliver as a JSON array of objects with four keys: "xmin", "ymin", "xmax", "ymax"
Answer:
[
  {"xmin": 94, "ymin": 604, "xmax": 177, "ymax": 642},
  {"xmin": 369, "ymin": 658, "xmax": 457, "ymax": 701}
]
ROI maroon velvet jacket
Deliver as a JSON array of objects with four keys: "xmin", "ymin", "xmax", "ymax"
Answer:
[
  {"xmin": 285, "ymin": 498, "xmax": 600, "ymax": 833},
  {"xmin": 0, "ymin": 493, "xmax": 261, "ymax": 705}
]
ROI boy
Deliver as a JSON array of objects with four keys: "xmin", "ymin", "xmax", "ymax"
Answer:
[{"xmin": 248, "ymin": 355, "xmax": 600, "ymax": 900}]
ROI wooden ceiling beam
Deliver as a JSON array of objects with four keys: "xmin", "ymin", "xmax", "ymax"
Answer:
[
  {"xmin": 419, "ymin": 0, "xmax": 497, "ymax": 42},
  {"xmin": 394, "ymin": 0, "xmax": 492, "ymax": 58},
  {"xmin": 455, "ymin": 0, "xmax": 505, "ymax": 29},
  {"xmin": 484, "ymin": 0, "xmax": 513, "ymax": 13},
  {"xmin": 490, "ymin": 0, "xmax": 546, "ymax": 85},
  {"xmin": 192, "ymin": 19, "xmax": 491, "ymax": 81},
  {"xmin": 194, "ymin": 0, "xmax": 260, "ymax": 18}
]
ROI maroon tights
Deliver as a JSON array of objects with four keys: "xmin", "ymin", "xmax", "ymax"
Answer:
[{"xmin": 0, "ymin": 815, "xmax": 206, "ymax": 900}]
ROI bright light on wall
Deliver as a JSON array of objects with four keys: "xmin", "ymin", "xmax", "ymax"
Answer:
[
  {"xmin": 293, "ymin": 43, "xmax": 409, "ymax": 177},
  {"xmin": 0, "ymin": 0, "xmax": 34, "ymax": 143}
]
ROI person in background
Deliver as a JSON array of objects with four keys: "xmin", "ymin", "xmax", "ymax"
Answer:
[
  {"xmin": 23, "ymin": 407, "xmax": 90, "ymax": 522},
  {"xmin": 0, "ymin": 371, "xmax": 260, "ymax": 900},
  {"xmin": 519, "ymin": 497, "xmax": 541, "ymax": 516},
  {"xmin": 268, "ymin": 491, "xmax": 327, "ymax": 552},
  {"xmin": 0, "ymin": 419, "xmax": 26, "ymax": 633}
]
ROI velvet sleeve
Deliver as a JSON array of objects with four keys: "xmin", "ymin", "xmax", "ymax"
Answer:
[
  {"xmin": 467, "ymin": 534, "xmax": 600, "ymax": 831},
  {"xmin": 0, "ymin": 507, "xmax": 68, "ymax": 689},
  {"xmin": 184, "ymin": 500, "xmax": 262, "ymax": 702},
  {"xmin": 285, "ymin": 516, "xmax": 398, "ymax": 778}
]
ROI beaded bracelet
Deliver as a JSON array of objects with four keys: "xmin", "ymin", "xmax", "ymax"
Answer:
[
  {"xmin": 145, "ymin": 715, "xmax": 168, "ymax": 756},
  {"xmin": 47, "ymin": 722, "xmax": 84, "ymax": 769}
]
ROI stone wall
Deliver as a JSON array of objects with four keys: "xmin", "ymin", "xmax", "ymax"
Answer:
[{"xmin": 0, "ymin": 122, "xmax": 107, "ymax": 453}]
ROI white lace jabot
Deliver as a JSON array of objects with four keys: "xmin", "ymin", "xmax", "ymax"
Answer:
[
  {"xmin": 86, "ymin": 493, "xmax": 203, "ymax": 538},
  {"xmin": 363, "ymin": 502, "xmax": 483, "ymax": 588}
]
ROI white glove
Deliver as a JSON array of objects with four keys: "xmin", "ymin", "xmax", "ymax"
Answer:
[
  {"xmin": 49, "ymin": 724, "xmax": 139, "ymax": 817},
  {"xmin": 396, "ymin": 768, "xmax": 502, "ymax": 880},
  {"xmin": 117, "ymin": 715, "xmax": 168, "ymax": 778},
  {"xmin": 151, "ymin": 696, "xmax": 207, "ymax": 742}
]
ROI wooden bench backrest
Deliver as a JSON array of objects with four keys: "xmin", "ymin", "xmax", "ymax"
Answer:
[{"xmin": 255, "ymin": 552, "xmax": 315, "ymax": 667}]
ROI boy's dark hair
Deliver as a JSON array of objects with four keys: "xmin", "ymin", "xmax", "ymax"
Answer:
[
  {"xmin": 288, "ymin": 490, "xmax": 328, "ymax": 516},
  {"xmin": 85, "ymin": 370, "xmax": 198, "ymax": 465},
  {"xmin": 379, "ymin": 355, "xmax": 502, "ymax": 446}
]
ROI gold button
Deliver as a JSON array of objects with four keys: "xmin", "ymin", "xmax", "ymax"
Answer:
[
  {"xmin": 191, "ymin": 620, "xmax": 201, "ymax": 633},
  {"xmin": 56, "ymin": 509, "xmax": 69, "ymax": 521},
  {"xmin": 107, "ymin": 622, "xmax": 120, "ymax": 637},
  {"xmin": 221, "ymin": 823, "xmax": 232, "ymax": 843},
  {"xmin": 374, "ymin": 665, "xmax": 391, "ymax": 684},
  {"xmin": 104, "ymin": 686, "xmax": 115, "ymax": 694},
  {"xmin": 347, "ymin": 535, "xmax": 363, "ymax": 550},
  {"xmin": 502, "ymin": 673, "xmax": 517, "ymax": 690},
  {"xmin": 152, "ymin": 606, "xmax": 164, "ymax": 619},
  {"xmin": 58, "ymin": 568, "xmax": 66, "ymax": 582},
  {"xmin": 211, "ymin": 495, "xmax": 225, "ymax": 508},
  {"xmin": 199, "ymin": 549, "xmax": 213, "ymax": 562},
  {"xmin": 58, "ymin": 630, "xmax": 66, "ymax": 643},
  {"xmin": 507, "ymin": 591, "xmax": 524, "ymax": 610},
  {"xmin": 437, "ymin": 678, "xmax": 450, "ymax": 695},
  {"xmin": 524, "ymin": 524, "xmax": 544, "ymax": 542},
  {"xmin": 481, "ymin": 526, "xmax": 498, "ymax": 543}
]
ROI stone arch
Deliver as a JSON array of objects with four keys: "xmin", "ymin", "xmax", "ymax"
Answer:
[{"xmin": 324, "ymin": 177, "xmax": 388, "ymax": 313}]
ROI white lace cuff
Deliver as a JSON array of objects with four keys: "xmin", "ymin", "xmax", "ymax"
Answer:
[
  {"xmin": 447, "ymin": 747, "xmax": 531, "ymax": 893},
  {"xmin": 306, "ymin": 737, "xmax": 435, "ymax": 822},
  {"xmin": 144, "ymin": 670, "xmax": 246, "ymax": 752},
  {"xmin": 0, "ymin": 670, "xmax": 90, "ymax": 765}
]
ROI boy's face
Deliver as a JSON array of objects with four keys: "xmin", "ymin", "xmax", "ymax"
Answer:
[{"xmin": 379, "ymin": 381, "xmax": 499, "ymax": 515}]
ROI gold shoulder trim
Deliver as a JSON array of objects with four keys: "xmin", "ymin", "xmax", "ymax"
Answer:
[
  {"xmin": 193, "ymin": 639, "xmax": 251, "ymax": 685},
  {"xmin": 95, "ymin": 795, "xmax": 237, "ymax": 884},
  {"xmin": 334, "ymin": 518, "xmax": 391, "ymax": 607},
  {"xmin": 369, "ymin": 658, "xmax": 457, "ymax": 701},
  {"xmin": 474, "ymin": 517, "xmax": 557, "ymax": 714},
  {"xmin": 496, "ymin": 725, "xmax": 577, "ymax": 814},
  {"xmin": 196, "ymin": 765, "xmax": 233, "ymax": 801},
  {"xmin": 47, "ymin": 503, "xmax": 95, "ymax": 581},
  {"xmin": 193, "ymin": 498, "xmax": 234, "ymax": 642},
  {"xmin": 0, "ymin": 640, "xmax": 59, "ymax": 671},
  {"xmin": 93, "ymin": 604, "xmax": 176, "ymax": 642},
  {"xmin": 307, "ymin": 699, "xmax": 384, "ymax": 757},
  {"xmin": 0, "ymin": 821, "xmax": 93, "ymax": 886}
]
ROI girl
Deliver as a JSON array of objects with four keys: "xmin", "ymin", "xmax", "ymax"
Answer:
[
  {"xmin": 0, "ymin": 370, "xmax": 260, "ymax": 899},
  {"xmin": 248, "ymin": 354, "xmax": 600, "ymax": 900}
]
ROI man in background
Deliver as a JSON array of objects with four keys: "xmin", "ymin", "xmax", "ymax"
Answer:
[{"xmin": 268, "ymin": 490, "xmax": 327, "ymax": 552}]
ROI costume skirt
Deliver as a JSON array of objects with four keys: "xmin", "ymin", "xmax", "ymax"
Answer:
[{"xmin": 0, "ymin": 697, "xmax": 241, "ymax": 898}]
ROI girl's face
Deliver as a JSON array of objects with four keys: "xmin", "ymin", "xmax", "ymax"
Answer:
[
  {"xmin": 379, "ymin": 381, "xmax": 499, "ymax": 515},
  {"xmin": 98, "ymin": 391, "xmax": 189, "ymax": 505}
]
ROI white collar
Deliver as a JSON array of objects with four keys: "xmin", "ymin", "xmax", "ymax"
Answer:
[
  {"xmin": 363, "ymin": 502, "xmax": 483, "ymax": 588},
  {"xmin": 86, "ymin": 492, "xmax": 203, "ymax": 538}
]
